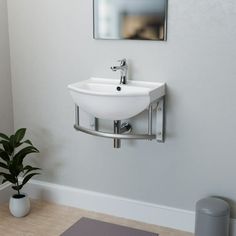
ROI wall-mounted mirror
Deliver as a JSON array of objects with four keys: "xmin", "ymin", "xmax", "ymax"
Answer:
[{"xmin": 93, "ymin": 0, "xmax": 168, "ymax": 41}]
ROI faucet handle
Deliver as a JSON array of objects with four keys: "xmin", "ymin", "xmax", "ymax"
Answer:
[{"xmin": 118, "ymin": 58, "xmax": 127, "ymax": 66}]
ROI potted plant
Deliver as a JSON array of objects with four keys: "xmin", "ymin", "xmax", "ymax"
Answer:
[{"xmin": 0, "ymin": 128, "xmax": 40, "ymax": 217}]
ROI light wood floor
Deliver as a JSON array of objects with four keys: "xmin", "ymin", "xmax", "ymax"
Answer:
[{"xmin": 0, "ymin": 200, "xmax": 193, "ymax": 236}]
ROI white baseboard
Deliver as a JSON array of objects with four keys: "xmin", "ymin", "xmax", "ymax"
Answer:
[
  {"xmin": 23, "ymin": 179, "xmax": 195, "ymax": 233},
  {"xmin": 2, "ymin": 179, "xmax": 236, "ymax": 235}
]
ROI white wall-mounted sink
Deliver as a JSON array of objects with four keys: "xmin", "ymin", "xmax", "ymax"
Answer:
[{"xmin": 68, "ymin": 77, "xmax": 165, "ymax": 120}]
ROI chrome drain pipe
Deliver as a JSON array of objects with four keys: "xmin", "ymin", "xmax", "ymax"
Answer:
[
  {"xmin": 113, "ymin": 121, "xmax": 132, "ymax": 148},
  {"xmin": 114, "ymin": 120, "xmax": 121, "ymax": 148}
]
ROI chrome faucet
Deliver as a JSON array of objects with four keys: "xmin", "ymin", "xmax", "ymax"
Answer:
[{"xmin": 111, "ymin": 59, "xmax": 128, "ymax": 85}]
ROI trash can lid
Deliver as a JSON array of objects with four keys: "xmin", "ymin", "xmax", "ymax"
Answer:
[{"xmin": 196, "ymin": 197, "xmax": 230, "ymax": 217}]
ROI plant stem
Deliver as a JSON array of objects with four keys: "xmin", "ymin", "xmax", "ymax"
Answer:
[{"xmin": 16, "ymin": 178, "xmax": 20, "ymax": 195}]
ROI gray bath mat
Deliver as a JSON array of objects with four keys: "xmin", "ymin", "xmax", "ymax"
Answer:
[{"xmin": 61, "ymin": 217, "xmax": 158, "ymax": 236}]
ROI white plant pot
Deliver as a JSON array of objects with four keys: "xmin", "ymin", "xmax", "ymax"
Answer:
[{"xmin": 9, "ymin": 193, "xmax": 31, "ymax": 217}]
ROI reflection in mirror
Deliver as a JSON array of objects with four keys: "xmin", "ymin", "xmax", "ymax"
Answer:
[{"xmin": 93, "ymin": 0, "xmax": 168, "ymax": 41}]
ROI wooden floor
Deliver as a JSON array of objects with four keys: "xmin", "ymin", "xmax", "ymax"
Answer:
[{"xmin": 0, "ymin": 200, "xmax": 193, "ymax": 236}]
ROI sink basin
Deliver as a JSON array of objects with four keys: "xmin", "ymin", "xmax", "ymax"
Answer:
[{"xmin": 68, "ymin": 77, "xmax": 165, "ymax": 120}]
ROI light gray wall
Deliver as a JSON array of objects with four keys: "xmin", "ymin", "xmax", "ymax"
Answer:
[
  {"xmin": 0, "ymin": 0, "xmax": 13, "ymax": 134},
  {"xmin": 0, "ymin": 0, "xmax": 13, "ymax": 182},
  {"xmin": 7, "ymin": 0, "xmax": 236, "ymax": 213}
]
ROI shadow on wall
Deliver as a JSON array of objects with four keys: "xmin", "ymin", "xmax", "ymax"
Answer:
[{"xmin": 30, "ymin": 127, "xmax": 65, "ymax": 182}]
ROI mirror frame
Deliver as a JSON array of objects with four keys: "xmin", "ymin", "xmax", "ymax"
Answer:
[{"xmin": 93, "ymin": 0, "xmax": 168, "ymax": 41}]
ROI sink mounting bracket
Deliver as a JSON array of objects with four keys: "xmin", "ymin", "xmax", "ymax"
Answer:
[{"xmin": 73, "ymin": 96, "xmax": 165, "ymax": 145}]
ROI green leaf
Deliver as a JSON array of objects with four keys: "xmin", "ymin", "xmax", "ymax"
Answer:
[
  {"xmin": 15, "ymin": 139, "xmax": 33, "ymax": 148},
  {"xmin": 21, "ymin": 172, "xmax": 40, "ymax": 188},
  {"xmin": 0, "ymin": 162, "xmax": 8, "ymax": 169},
  {"xmin": 23, "ymin": 140, "xmax": 33, "ymax": 145},
  {"xmin": 8, "ymin": 161, "xmax": 23, "ymax": 177},
  {"xmin": 14, "ymin": 146, "xmax": 39, "ymax": 166},
  {"xmin": 14, "ymin": 128, "xmax": 26, "ymax": 144},
  {"xmin": 0, "ymin": 172, "xmax": 16, "ymax": 184},
  {"xmin": 0, "ymin": 133, "xmax": 9, "ymax": 141},
  {"xmin": 0, "ymin": 140, "xmax": 13, "ymax": 155},
  {"xmin": 23, "ymin": 165, "xmax": 41, "ymax": 176},
  {"xmin": 2, "ymin": 178, "xmax": 8, "ymax": 184},
  {"xmin": 9, "ymin": 135, "xmax": 15, "ymax": 148},
  {"xmin": 12, "ymin": 185, "xmax": 22, "ymax": 191},
  {"xmin": 0, "ymin": 149, "xmax": 10, "ymax": 162}
]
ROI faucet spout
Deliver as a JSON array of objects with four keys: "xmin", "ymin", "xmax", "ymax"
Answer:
[
  {"xmin": 111, "ymin": 59, "xmax": 128, "ymax": 84},
  {"xmin": 110, "ymin": 66, "xmax": 121, "ymax": 71}
]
